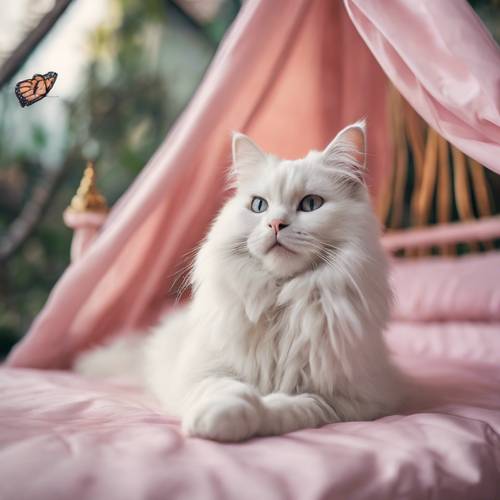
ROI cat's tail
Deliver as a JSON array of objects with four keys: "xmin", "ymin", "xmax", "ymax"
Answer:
[{"xmin": 73, "ymin": 334, "xmax": 146, "ymax": 385}]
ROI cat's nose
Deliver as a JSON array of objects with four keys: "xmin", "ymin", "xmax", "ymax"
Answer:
[{"xmin": 269, "ymin": 219, "xmax": 289, "ymax": 234}]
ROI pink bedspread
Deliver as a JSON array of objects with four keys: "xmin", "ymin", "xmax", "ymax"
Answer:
[{"xmin": 1, "ymin": 322, "xmax": 500, "ymax": 500}]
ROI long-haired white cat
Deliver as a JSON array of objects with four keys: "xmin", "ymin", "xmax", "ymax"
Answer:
[{"xmin": 76, "ymin": 121, "xmax": 403, "ymax": 442}]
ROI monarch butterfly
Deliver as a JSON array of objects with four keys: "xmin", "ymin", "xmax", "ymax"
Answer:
[{"xmin": 15, "ymin": 71, "xmax": 58, "ymax": 107}]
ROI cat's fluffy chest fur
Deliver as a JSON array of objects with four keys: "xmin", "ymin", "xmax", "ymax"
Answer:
[
  {"xmin": 215, "ymin": 269, "xmax": 325, "ymax": 396},
  {"xmin": 199, "ymin": 257, "xmax": 347, "ymax": 397},
  {"xmin": 76, "ymin": 121, "xmax": 404, "ymax": 442}
]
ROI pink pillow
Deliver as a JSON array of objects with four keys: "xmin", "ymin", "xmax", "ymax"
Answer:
[{"xmin": 390, "ymin": 251, "xmax": 500, "ymax": 322}]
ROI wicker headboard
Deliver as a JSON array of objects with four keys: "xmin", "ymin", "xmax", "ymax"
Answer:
[{"xmin": 378, "ymin": 88, "xmax": 499, "ymax": 257}]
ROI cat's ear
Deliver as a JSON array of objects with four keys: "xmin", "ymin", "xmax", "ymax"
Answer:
[
  {"xmin": 232, "ymin": 132, "xmax": 267, "ymax": 176},
  {"xmin": 322, "ymin": 120, "xmax": 366, "ymax": 180}
]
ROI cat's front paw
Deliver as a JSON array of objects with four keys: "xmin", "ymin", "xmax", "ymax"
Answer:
[{"xmin": 183, "ymin": 396, "xmax": 263, "ymax": 442}]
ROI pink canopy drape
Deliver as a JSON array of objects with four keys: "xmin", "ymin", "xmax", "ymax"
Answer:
[
  {"xmin": 345, "ymin": 0, "xmax": 500, "ymax": 174},
  {"xmin": 7, "ymin": 0, "xmax": 500, "ymax": 369}
]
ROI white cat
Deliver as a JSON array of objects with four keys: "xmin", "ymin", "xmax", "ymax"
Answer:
[{"xmin": 76, "ymin": 121, "xmax": 403, "ymax": 442}]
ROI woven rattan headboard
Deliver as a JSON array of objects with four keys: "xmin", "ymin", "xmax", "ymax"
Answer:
[{"xmin": 378, "ymin": 88, "xmax": 499, "ymax": 257}]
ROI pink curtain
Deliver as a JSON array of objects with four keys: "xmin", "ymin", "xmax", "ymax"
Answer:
[
  {"xmin": 7, "ymin": 0, "xmax": 389, "ymax": 369},
  {"xmin": 345, "ymin": 0, "xmax": 500, "ymax": 174}
]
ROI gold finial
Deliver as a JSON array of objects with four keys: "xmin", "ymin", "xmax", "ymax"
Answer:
[{"xmin": 68, "ymin": 161, "xmax": 108, "ymax": 213}]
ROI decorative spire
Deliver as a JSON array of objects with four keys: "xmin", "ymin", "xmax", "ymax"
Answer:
[{"xmin": 67, "ymin": 161, "xmax": 108, "ymax": 213}]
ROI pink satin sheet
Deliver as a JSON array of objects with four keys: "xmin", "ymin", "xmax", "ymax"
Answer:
[{"xmin": 2, "ymin": 321, "xmax": 500, "ymax": 500}]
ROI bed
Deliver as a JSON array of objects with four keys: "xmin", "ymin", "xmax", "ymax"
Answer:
[{"xmin": 2, "ymin": 319, "xmax": 500, "ymax": 500}]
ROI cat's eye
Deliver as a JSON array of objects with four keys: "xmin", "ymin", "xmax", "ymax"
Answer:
[
  {"xmin": 298, "ymin": 195, "xmax": 324, "ymax": 212},
  {"xmin": 250, "ymin": 196, "xmax": 268, "ymax": 213}
]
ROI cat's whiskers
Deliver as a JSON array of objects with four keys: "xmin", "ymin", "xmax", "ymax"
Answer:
[
  {"xmin": 290, "ymin": 233, "xmax": 369, "ymax": 310},
  {"xmin": 220, "ymin": 230, "xmax": 367, "ymax": 311},
  {"xmin": 316, "ymin": 253, "xmax": 369, "ymax": 311},
  {"xmin": 168, "ymin": 241, "xmax": 205, "ymax": 301}
]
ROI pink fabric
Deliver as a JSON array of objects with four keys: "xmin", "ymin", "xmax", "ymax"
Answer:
[
  {"xmin": 345, "ymin": 0, "xmax": 500, "ymax": 174},
  {"xmin": 390, "ymin": 251, "xmax": 500, "ymax": 322},
  {"xmin": 7, "ymin": 0, "xmax": 390, "ymax": 369},
  {"xmin": 2, "ymin": 322, "xmax": 500, "ymax": 499},
  {"xmin": 63, "ymin": 210, "xmax": 108, "ymax": 262}
]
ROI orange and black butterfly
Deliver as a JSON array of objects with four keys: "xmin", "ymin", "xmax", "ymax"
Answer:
[{"xmin": 15, "ymin": 71, "xmax": 58, "ymax": 107}]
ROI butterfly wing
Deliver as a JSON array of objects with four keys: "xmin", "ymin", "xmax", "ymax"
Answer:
[
  {"xmin": 15, "ymin": 72, "xmax": 58, "ymax": 107},
  {"xmin": 43, "ymin": 71, "xmax": 57, "ymax": 92},
  {"xmin": 15, "ymin": 74, "xmax": 46, "ymax": 107}
]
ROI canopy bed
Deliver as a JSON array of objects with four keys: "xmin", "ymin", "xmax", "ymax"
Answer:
[{"xmin": 2, "ymin": 1, "xmax": 500, "ymax": 498}]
